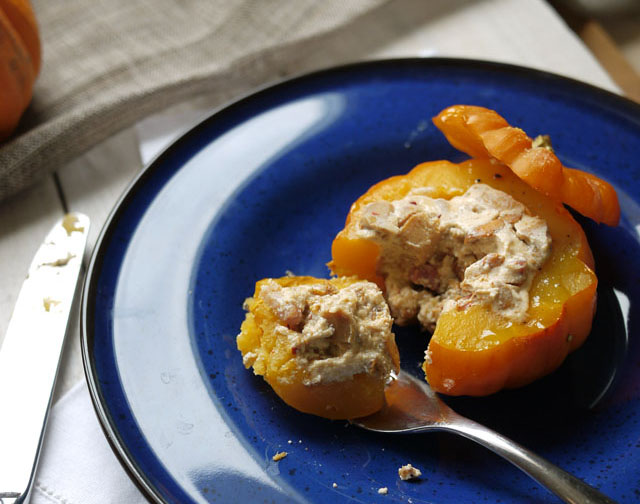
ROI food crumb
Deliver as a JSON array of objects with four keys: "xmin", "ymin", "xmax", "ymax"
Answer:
[
  {"xmin": 43, "ymin": 297, "xmax": 61, "ymax": 312},
  {"xmin": 272, "ymin": 451, "xmax": 287, "ymax": 461},
  {"xmin": 378, "ymin": 487, "xmax": 388, "ymax": 495},
  {"xmin": 40, "ymin": 252, "xmax": 75, "ymax": 267},
  {"xmin": 332, "ymin": 483, "xmax": 338, "ymax": 488},
  {"xmin": 532, "ymin": 134, "xmax": 554, "ymax": 152},
  {"xmin": 398, "ymin": 463, "xmax": 422, "ymax": 481}
]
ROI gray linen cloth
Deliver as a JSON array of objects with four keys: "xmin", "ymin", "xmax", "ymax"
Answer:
[{"xmin": 0, "ymin": 0, "xmax": 386, "ymax": 201}]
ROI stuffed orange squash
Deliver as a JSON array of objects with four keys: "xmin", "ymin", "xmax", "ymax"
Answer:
[
  {"xmin": 239, "ymin": 104, "xmax": 619, "ymax": 408},
  {"xmin": 237, "ymin": 276, "xmax": 400, "ymax": 419},
  {"xmin": 329, "ymin": 104, "xmax": 621, "ymax": 396},
  {"xmin": 329, "ymin": 159, "xmax": 598, "ymax": 396}
]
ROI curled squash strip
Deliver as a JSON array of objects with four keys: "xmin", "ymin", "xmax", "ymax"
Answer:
[
  {"xmin": 237, "ymin": 276, "xmax": 400, "ymax": 419},
  {"xmin": 433, "ymin": 105, "xmax": 620, "ymax": 226},
  {"xmin": 329, "ymin": 159, "xmax": 597, "ymax": 396}
]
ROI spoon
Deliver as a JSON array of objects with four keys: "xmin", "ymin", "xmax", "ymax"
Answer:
[{"xmin": 353, "ymin": 370, "xmax": 617, "ymax": 504}]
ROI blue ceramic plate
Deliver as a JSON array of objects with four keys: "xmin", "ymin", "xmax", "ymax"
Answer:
[{"xmin": 82, "ymin": 59, "xmax": 640, "ymax": 503}]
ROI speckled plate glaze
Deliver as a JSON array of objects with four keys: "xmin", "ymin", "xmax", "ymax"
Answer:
[{"xmin": 82, "ymin": 59, "xmax": 640, "ymax": 504}]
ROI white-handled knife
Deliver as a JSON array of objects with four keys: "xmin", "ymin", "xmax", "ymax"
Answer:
[{"xmin": 0, "ymin": 213, "xmax": 90, "ymax": 504}]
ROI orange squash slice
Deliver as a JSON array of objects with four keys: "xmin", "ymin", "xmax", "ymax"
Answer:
[{"xmin": 237, "ymin": 276, "xmax": 400, "ymax": 418}]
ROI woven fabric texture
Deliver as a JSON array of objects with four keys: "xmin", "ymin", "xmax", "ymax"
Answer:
[{"xmin": 0, "ymin": 0, "xmax": 386, "ymax": 201}]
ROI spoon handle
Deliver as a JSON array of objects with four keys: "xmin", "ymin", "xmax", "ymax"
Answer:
[{"xmin": 446, "ymin": 417, "xmax": 617, "ymax": 504}]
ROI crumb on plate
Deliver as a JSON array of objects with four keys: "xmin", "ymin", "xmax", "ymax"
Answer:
[{"xmin": 398, "ymin": 463, "xmax": 422, "ymax": 481}]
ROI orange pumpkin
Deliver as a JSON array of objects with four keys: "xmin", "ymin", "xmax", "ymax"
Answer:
[{"xmin": 0, "ymin": 0, "xmax": 40, "ymax": 142}]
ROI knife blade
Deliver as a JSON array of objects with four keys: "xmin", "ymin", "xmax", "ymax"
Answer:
[{"xmin": 0, "ymin": 213, "xmax": 90, "ymax": 504}]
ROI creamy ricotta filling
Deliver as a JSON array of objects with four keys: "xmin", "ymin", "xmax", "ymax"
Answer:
[
  {"xmin": 259, "ymin": 279, "xmax": 396, "ymax": 385},
  {"xmin": 354, "ymin": 184, "xmax": 552, "ymax": 331}
]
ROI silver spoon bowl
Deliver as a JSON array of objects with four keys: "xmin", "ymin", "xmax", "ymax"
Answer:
[{"xmin": 353, "ymin": 370, "xmax": 617, "ymax": 504}]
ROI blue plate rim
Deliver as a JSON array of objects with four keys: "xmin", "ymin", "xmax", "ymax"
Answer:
[{"xmin": 79, "ymin": 56, "xmax": 640, "ymax": 504}]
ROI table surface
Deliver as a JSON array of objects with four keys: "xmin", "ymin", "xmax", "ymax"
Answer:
[{"xmin": 0, "ymin": 0, "xmax": 625, "ymax": 406}]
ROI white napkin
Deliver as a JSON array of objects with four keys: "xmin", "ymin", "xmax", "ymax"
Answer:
[{"xmin": 31, "ymin": 381, "xmax": 147, "ymax": 504}]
